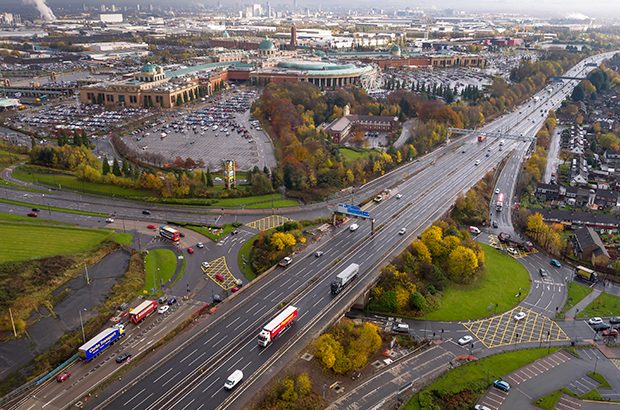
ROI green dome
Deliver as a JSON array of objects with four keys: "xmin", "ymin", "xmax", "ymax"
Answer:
[
  {"xmin": 259, "ymin": 37, "xmax": 276, "ymax": 50},
  {"xmin": 142, "ymin": 63, "xmax": 157, "ymax": 73},
  {"xmin": 390, "ymin": 44, "xmax": 401, "ymax": 54}
]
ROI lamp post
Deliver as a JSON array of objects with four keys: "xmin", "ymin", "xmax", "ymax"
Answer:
[{"xmin": 78, "ymin": 308, "xmax": 86, "ymax": 343}]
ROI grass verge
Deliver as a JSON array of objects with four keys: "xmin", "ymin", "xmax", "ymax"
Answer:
[
  {"xmin": 144, "ymin": 248, "xmax": 177, "ymax": 294},
  {"xmin": 186, "ymin": 224, "xmax": 236, "ymax": 242},
  {"xmin": 0, "ymin": 211, "xmax": 70, "ymax": 225},
  {"xmin": 238, "ymin": 233, "xmax": 258, "ymax": 281},
  {"xmin": 577, "ymin": 292, "xmax": 620, "ymax": 318},
  {"xmin": 404, "ymin": 348, "xmax": 559, "ymax": 410},
  {"xmin": 0, "ymin": 223, "xmax": 113, "ymax": 263},
  {"xmin": 588, "ymin": 371, "xmax": 611, "ymax": 388},
  {"xmin": 534, "ymin": 390, "xmax": 563, "ymax": 410},
  {"xmin": 421, "ymin": 243, "xmax": 531, "ymax": 321},
  {"xmin": 558, "ymin": 281, "xmax": 593, "ymax": 318},
  {"xmin": 0, "ymin": 198, "xmax": 108, "ymax": 217},
  {"xmin": 111, "ymin": 232, "xmax": 133, "ymax": 246}
]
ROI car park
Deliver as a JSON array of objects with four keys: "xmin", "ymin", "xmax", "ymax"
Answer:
[
  {"xmin": 458, "ymin": 335, "xmax": 473, "ymax": 345},
  {"xmin": 349, "ymin": 223, "xmax": 359, "ymax": 232},
  {"xmin": 550, "ymin": 259, "xmax": 561, "ymax": 267},
  {"xmin": 588, "ymin": 317, "xmax": 604, "ymax": 325},
  {"xmin": 493, "ymin": 380, "xmax": 510, "ymax": 392},
  {"xmin": 514, "ymin": 312, "xmax": 526, "ymax": 321},
  {"xmin": 115, "ymin": 353, "xmax": 132, "ymax": 363},
  {"xmin": 56, "ymin": 372, "xmax": 71, "ymax": 382},
  {"xmin": 157, "ymin": 305, "xmax": 169, "ymax": 314}
]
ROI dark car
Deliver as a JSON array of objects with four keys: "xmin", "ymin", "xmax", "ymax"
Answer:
[
  {"xmin": 142, "ymin": 210, "xmax": 151, "ymax": 215},
  {"xmin": 115, "ymin": 353, "xmax": 132, "ymax": 363},
  {"xmin": 592, "ymin": 322, "xmax": 611, "ymax": 332},
  {"xmin": 167, "ymin": 297, "xmax": 177, "ymax": 305},
  {"xmin": 492, "ymin": 220, "xmax": 498, "ymax": 228},
  {"xmin": 609, "ymin": 317, "xmax": 620, "ymax": 324},
  {"xmin": 27, "ymin": 212, "xmax": 38, "ymax": 217},
  {"xmin": 31, "ymin": 208, "xmax": 40, "ymax": 212}
]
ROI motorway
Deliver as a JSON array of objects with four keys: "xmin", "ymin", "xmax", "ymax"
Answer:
[{"xmin": 6, "ymin": 52, "xmax": 614, "ymax": 410}]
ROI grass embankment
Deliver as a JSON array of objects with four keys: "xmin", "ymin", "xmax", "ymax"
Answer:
[
  {"xmin": 13, "ymin": 165, "xmax": 152, "ymax": 198},
  {"xmin": 0, "ymin": 198, "xmax": 107, "ymax": 217},
  {"xmin": 0, "ymin": 223, "xmax": 113, "ymax": 263},
  {"xmin": 405, "ymin": 348, "xmax": 559, "ymax": 410},
  {"xmin": 421, "ymin": 243, "xmax": 530, "ymax": 321},
  {"xmin": 577, "ymin": 292, "xmax": 620, "ymax": 318},
  {"xmin": 238, "ymin": 233, "xmax": 258, "ymax": 281},
  {"xmin": 558, "ymin": 281, "xmax": 593, "ymax": 318},
  {"xmin": 144, "ymin": 248, "xmax": 178, "ymax": 294},
  {"xmin": 111, "ymin": 232, "xmax": 133, "ymax": 246}
]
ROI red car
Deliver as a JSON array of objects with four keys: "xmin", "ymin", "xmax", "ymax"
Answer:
[
  {"xmin": 187, "ymin": 247, "xmax": 194, "ymax": 254},
  {"xmin": 602, "ymin": 329, "xmax": 619, "ymax": 337},
  {"xmin": 215, "ymin": 274, "xmax": 225, "ymax": 282},
  {"xmin": 147, "ymin": 224, "xmax": 156, "ymax": 229},
  {"xmin": 56, "ymin": 372, "xmax": 71, "ymax": 382},
  {"xmin": 231, "ymin": 287, "xmax": 240, "ymax": 293},
  {"xmin": 27, "ymin": 212, "xmax": 38, "ymax": 218}
]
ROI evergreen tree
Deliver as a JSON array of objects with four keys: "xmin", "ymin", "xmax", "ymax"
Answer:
[
  {"xmin": 72, "ymin": 132, "xmax": 81, "ymax": 146},
  {"xmin": 122, "ymin": 159, "xmax": 130, "ymax": 176},
  {"xmin": 263, "ymin": 165, "xmax": 270, "ymax": 175},
  {"xmin": 112, "ymin": 158, "xmax": 121, "ymax": 176},
  {"xmin": 81, "ymin": 131, "xmax": 89, "ymax": 147},
  {"xmin": 206, "ymin": 167, "xmax": 213, "ymax": 187},
  {"xmin": 102, "ymin": 156, "xmax": 110, "ymax": 175}
]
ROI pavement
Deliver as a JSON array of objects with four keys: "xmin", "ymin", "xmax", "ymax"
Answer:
[{"xmin": 565, "ymin": 289, "xmax": 602, "ymax": 320}]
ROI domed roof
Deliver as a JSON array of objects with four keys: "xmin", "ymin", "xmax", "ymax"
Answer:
[
  {"xmin": 142, "ymin": 62, "xmax": 157, "ymax": 73},
  {"xmin": 390, "ymin": 44, "xmax": 401, "ymax": 54},
  {"xmin": 259, "ymin": 37, "xmax": 276, "ymax": 50}
]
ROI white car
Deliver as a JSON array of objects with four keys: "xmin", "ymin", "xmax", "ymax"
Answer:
[
  {"xmin": 514, "ymin": 312, "xmax": 526, "ymax": 321},
  {"xmin": 495, "ymin": 188, "xmax": 500, "ymax": 194},
  {"xmin": 349, "ymin": 223, "xmax": 359, "ymax": 232},
  {"xmin": 105, "ymin": 218, "xmax": 114, "ymax": 223},
  {"xmin": 475, "ymin": 405, "xmax": 492, "ymax": 410},
  {"xmin": 157, "ymin": 305, "xmax": 170, "ymax": 314},
  {"xmin": 458, "ymin": 335, "xmax": 473, "ymax": 345},
  {"xmin": 396, "ymin": 193, "xmax": 402, "ymax": 199},
  {"xmin": 507, "ymin": 247, "xmax": 518, "ymax": 255},
  {"xmin": 201, "ymin": 261, "xmax": 210, "ymax": 269},
  {"xmin": 399, "ymin": 228, "xmax": 407, "ymax": 235},
  {"xmin": 196, "ymin": 242, "xmax": 204, "ymax": 248},
  {"xmin": 588, "ymin": 317, "xmax": 603, "ymax": 325},
  {"xmin": 475, "ymin": 159, "xmax": 480, "ymax": 166}
]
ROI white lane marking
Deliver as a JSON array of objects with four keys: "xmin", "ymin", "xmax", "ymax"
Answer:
[
  {"xmin": 161, "ymin": 371, "xmax": 181, "ymax": 387},
  {"xmin": 202, "ymin": 376, "xmax": 221, "ymax": 393},
  {"xmin": 187, "ymin": 351, "xmax": 207, "ymax": 367},
  {"xmin": 178, "ymin": 398, "xmax": 195, "ymax": 410},
  {"xmin": 228, "ymin": 355, "xmax": 245, "ymax": 372},
  {"xmin": 123, "ymin": 388, "xmax": 145, "ymax": 406},
  {"xmin": 152, "ymin": 367, "xmax": 174, "ymax": 384},
  {"xmin": 131, "ymin": 392, "xmax": 154, "ymax": 410},
  {"xmin": 203, "ymin": 331, "xmax": 221, "ymax": 346},
  {"xmin": 179, "ymin": 348, "xmax": 197, "ymax": 363}
]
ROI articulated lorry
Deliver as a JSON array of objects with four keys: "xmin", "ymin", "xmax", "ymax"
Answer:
[
  {"xmin": 258, "ymin": 306, "xmax": 298, "ymax": 347},
  {"xmin": 78, "ymin": 325, "xmax": 125, "ymax": 361},
  {"xmin": 330, "ymin": 263, "xmax": 360, "ymax": 295},
  {"xmin": 575, "ymin": 266, "xmax": 598, "ymax": 283},
  {"xmin": 130, "ymin": 300, "xmax": 157, "ymax": 324}
]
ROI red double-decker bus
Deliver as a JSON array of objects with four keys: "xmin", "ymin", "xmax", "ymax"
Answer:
[{"xmin": 159, "ymin": 225, "xmax": 181, "ymax": 241}]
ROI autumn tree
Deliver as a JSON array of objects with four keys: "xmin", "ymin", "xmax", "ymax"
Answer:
[{"xmin": 446, "ymin": 246, "xmax": 479, "ymax": 284}]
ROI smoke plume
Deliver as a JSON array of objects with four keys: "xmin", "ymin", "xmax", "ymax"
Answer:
[{"xmin": 22, "ymin": 0, "xmax": 56, "ymax": 21}]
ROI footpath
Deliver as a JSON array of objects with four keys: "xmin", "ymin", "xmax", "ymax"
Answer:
[{"xmin": 565, "ymin": 289, "xmax": 602, "ymax": 320}]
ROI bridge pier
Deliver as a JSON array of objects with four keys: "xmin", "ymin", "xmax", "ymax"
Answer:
[{"xmin": 352, "ymin": 289, "xmax": 370, "ymax": 310}]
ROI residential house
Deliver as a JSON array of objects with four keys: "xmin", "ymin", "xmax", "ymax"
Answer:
[
  {"xmin": 571, "ymin": 226, "xmax": 611, "ymax": 267},
  {"xmin": 534, "ymin": 209, "xmax": 620, "ymax": 234}
]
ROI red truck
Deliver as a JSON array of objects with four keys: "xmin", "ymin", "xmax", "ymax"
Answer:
[
  {"xmin": 130, "ymin": 300, "xmax": 157, "ymax": 324},
  {"xmin": 258, "ymin": 306, "xmax": 298, "ymax": 347},
  {"xmin": 477, "ymin": 134, "xmax": 487, "ymax": 142}
]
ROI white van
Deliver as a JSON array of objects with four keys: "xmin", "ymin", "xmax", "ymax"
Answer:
[
  {"xmin": 349, "ymin": 223, "xmax": 359, "ymax": 232},
  {"xmin": 224, "ymin": 369, "xmax": 243, "ymax": 390},
  {"xmin": 469, "ymin": 226, "xmax": 481, "ymax": 234}
]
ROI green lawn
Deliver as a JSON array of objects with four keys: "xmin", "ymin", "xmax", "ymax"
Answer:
[
  {"xmin": 0, "ymin": 198, "xmax": 108, "ymax": 217},
  {"xmin": 0, "ymin": 223, "xmax": 113, "ymax": 263},
  {"xmin": 405, "ymin": 348, "xmax": 558, "ymax": 410},
  {"xmin": 238, "ymin": 233, "xmax": 258, "ymax": 281},
  {"xmin": 577, "ymin": 292, "xmax": 620, "ymax": 318},
  {"xmin": 421, "ymin": 243, "xmax": 531, "ymax": 320},
  {"xmin": 144, "ymin": 249, "xmax": 178, "ymax": 294},
  {"xmin": 559, "ymin": 282, "xmax": 593, "ymax": 318},
  {"xmin": 111, "ymin": 232, "xmax": 133, "ymax": 246},
  {"xmin": 209, "ymin": 193, "xmax": 298, "ymax": 208},
  {"xmin": 0, "ymin": 149, "xmax": 28, "ymax": 171},
  {"xmin": 534, "ymin": 390, "xmax": 563, "ymax": 410},
  {"xmin": 13, "ymin": 165, "xmax": 152, "ymax": 198},
  {"xmin": 339, "ymin": 147, "xmax": 378, "ymax": 163}
]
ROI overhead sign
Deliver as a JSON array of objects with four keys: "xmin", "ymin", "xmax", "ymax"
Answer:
[{"xmin": 336, "ymin": 203, "xmax": 370, "ymax": 219}]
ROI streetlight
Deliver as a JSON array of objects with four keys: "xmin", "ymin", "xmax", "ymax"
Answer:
[{"xmin": 78, "ymin": 308, "xmax": 86, "ymax": 343}]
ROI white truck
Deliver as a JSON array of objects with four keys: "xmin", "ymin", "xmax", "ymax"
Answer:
[{"xmin": 330, "ymin": 263, "xmax": 360, "ymax": 295}]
